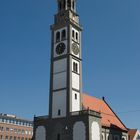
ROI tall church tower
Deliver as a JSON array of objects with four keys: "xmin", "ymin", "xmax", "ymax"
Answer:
[
  {"xmin": 33, "ymin": 1, "xmax": 102, "ymax": 140},
  {"xmin": 49, "ymin": 0, "xmax": 82, "ymax": 118}
]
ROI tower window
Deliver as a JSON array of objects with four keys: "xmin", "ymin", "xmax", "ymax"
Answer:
[
  {"xmin": 56, "ymin": 31, "xmax": 60, "ymax": 42},
  {"xmin": 72, "ymin": 1, "xmax": 75, "ymax": 10},
  {"xmin": 63, "ymin": 0, "xmax": 65, "ymax": 9},
  {"xmin": 73, "ymin": 62, "xmax": 76, "ymax": 72},
  {"xmin": 72, "ymin": 30, "xmax": 75, "ymax": 38},
  {"xmin": 57, "ymin": 134, "xmax": 60, "ymax": 140},
  {"xmin": 59, "ymin": 2, "xmax": 62, "ymax": 11},
  {"xmin": 75, "ymin": 93, "xmax": 77, "ymax": 99},
  {"xmin": 73, "ymin": 62, "xmax": 78, "ymax": 73},
  {"xmin": 58, "ymin": 109, "xmax": 61, "ymax": 116},
  {"xmin": 76, "ymin": 32, "xmax": 78, "ymax": 41},
  {"xmin": 67, "ymin": 0, "xmax": 71, "ymax": 8},
  {"xmin": 62, "ymin": 29, "xmax": 66, "ymax": 40},
  {"xmin": 76, "ymin": 63, "xmax": 78, "ymax": 72}
]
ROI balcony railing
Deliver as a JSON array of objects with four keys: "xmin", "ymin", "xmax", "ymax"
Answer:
[
  {"xmin": 70, "ymin": 110, "xmax": 101, "ymax": 117},
  {"xmin": 34, "ymin": 115, "xmax": 49, "ymax": 121},
  {"xmin": 34, "ymin": 110, "xmax": 101, "ymax": 121}
]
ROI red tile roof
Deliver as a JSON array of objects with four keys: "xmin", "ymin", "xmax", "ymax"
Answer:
[
  {"xmin": 82, "ymin": 94, "xmax": 128, "ymax": 131},
  {"xmin": 128, "ymin": 129, "xmax": 137, "ymax": 140}
]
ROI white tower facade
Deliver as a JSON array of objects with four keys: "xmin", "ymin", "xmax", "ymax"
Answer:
[{"xmin": 49, "ymin": 0, "xmax": 83, "ymax": 118}]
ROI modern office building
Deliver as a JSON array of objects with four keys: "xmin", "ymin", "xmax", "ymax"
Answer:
[{"xmin": 0, "ymin": 113, "xmax": 33, "ymax": 140}]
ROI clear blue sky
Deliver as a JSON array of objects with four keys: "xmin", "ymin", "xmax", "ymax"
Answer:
[{"xmin": 0, "ymin": 0, "xmax": 140, "ymax": 130}]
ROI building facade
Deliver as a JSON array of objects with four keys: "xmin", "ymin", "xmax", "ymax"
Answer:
[
  {"xmin": 33, "ymin": 0, "xmax": 128, "ymax": 140},
  {"xmin": 0, "ymin": 113, "xmax": 33, "ymax": 140}
]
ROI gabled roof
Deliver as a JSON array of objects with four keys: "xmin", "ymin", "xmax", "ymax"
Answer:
[
  {"xmin": 82, "ymin": 94, "xmax": 128, "ymax": 131},
  {"xmin": 128, "ymin": 129, "xmax": 140, "ymax": 140},
  {"xmin": 128, "ymin": 129, "xmax": 137, "ymax": 140}
]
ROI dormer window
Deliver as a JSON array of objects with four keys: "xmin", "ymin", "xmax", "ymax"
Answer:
[{"xmin": 56, "ymin": 31, "xmax": 60, "ymax": 42}]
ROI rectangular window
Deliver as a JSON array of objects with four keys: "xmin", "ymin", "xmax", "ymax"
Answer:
[
  {"xmin": 0, "ymin": 127, "xmax": 4, "ymax": 131},
  {"xmin": 10, "ymin": 136, "xmax": 13, "ymax": 140},
  {"xmin": 7, "ymin": 119, "xmax": 10, "ymax": 123},
  {"xmin": 6, "ymin": 127, "xmax": 9, "ymax": 131},
  {"xmin": 5, "ymin": 136, "xmax": 8, "ymax": 140},
  {"xmin": 76, "ymin": 32, "xmax": 78, "ymax": 40},
  {"xmin": 24, "ymin": 122, "xmax": 27, "ymax": 126},
  {"xmin": 18, "ymin": 129, "xmax": 21, "ymax": 134},
  {"xmin": 58, "ymin": 109, "xmax": 61, "ymax": 116},
  {"xmin": 0, "ymin": 135, "xmax": 3, "ymax": 139},
  {"xmin": 9, "ymin": 119, "xmax": 11, "ymax": 123},
  {"xmin": 57, "ymin": 134, "xmax": 60, "ymax": 140},
  {"xmin": 75, "ymin": 94, "xmax": 77, "ymax": 99},
  {"xmin": 22, "ymin": 130, "xmax": 25, "ymax": 134},
  {"xmin": 11, "ymin": 120, "xmax": 14, "ymax": 123},
  {"xmin": 72, "ymin": 30, "xmax": 75, "ymax": 38},
  {"xmin": 73, "ymin": 62, "xmax": 78, "ymax": 73}
]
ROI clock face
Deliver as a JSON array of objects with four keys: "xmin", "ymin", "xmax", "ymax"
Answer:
[
  {"xmin": 56, "ymin": 43, "xmax": 66, "ymax": 55},
  {"xmin": 72, "ymin": 43, "xmax": 79, "ymax": 55}
]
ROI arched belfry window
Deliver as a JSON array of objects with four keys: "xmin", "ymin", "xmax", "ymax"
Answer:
[
  {"xmin": 67, "ymin": 0, "xmax": 71, "ymax": 8},
  {"xmin": 72, "ymin": 1, "xmax": 75, "ymax": 10},
  {"xmin": 76, "ymin": 32, "xmax": 78, "ymax": 41},
  {"xmin": 62, "ymin": 29, "xmax": 66, "ymax": 40},
  {"xmin": 56, "ymin": 31, "xmax": 60, "ymax": 42},
  {"xmin": 72, "ymin": 30, "xmax": 75, "ymax": 38},
  {"xmin": 63, "ymin": 0, "xmax": 66, "ymax": 9}
]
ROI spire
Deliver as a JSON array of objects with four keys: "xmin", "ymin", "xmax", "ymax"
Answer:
[{"xmin": 57, "ymin": 0, "xmax": 76, "ymax": 13}]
